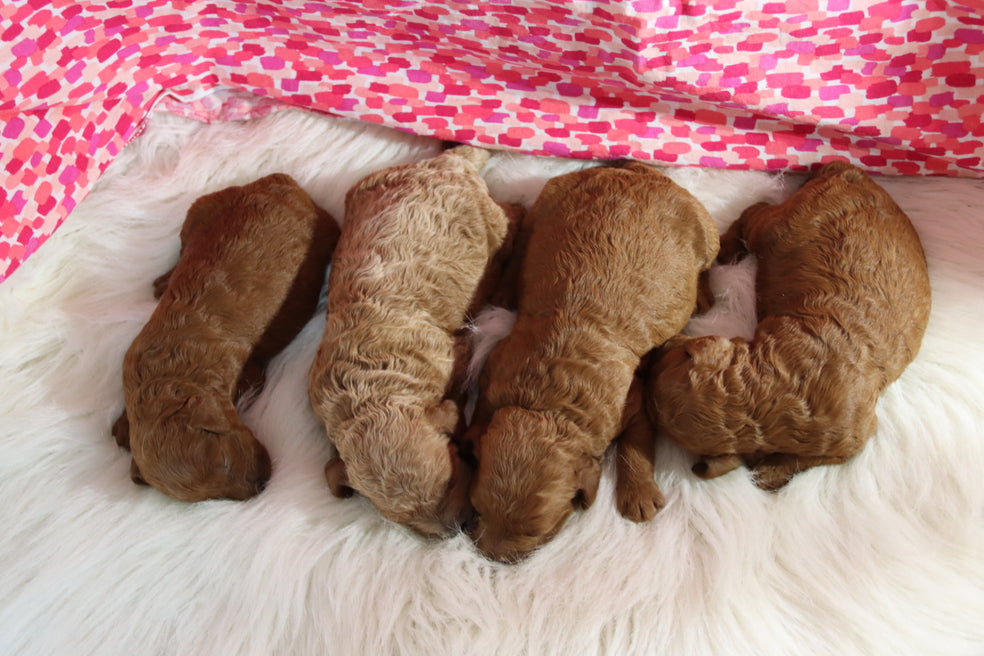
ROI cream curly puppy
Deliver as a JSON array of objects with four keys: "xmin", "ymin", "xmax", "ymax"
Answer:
[
  {"xmin": 647, "ymin": 161, "xmax": 932, "ymax": 490},
  {"xmin": 308, "ymin": 145, "xmax": 511, "ymax": 538}
]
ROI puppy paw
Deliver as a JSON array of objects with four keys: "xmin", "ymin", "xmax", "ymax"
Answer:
[
  {"xmin": 324, "ymin": 457, "xmax": 354, "ymax": 498},
  {"xmin": 691, "ymin": 454, "xmax": 742, "ymax": 479},
  {"xmin": 112, "ymin": 412, "xmax": 131, "ymax": 449},
  {"xmin": 750, "ymin": 465, "xmax": 794, "ymax": 492},
  {"xmin": 129, "ymin": 458, "xmax": 148, "ymax": 486},
  {"xmin": 616, "ymin": 478, "xmax": 666, "ymax": 523}
]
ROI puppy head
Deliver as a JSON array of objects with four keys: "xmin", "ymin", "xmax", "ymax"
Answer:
[
  {"xmin": 469, "ymin": 407, "xmax": 601, "ymax": 563},
  {"xmin": 336, "ymin": 400, "xmax": 474, "ymax": 539},
  {"xmin": 129, "ymin": 392, "xmax": 271, "ymax": 502}
]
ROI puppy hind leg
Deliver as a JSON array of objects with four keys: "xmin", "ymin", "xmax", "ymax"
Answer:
[
  {"xmin": 718, "ymin": 211, "xmax": 753, "ymax": 264},
  {"xmin": 750, "ymin": 453, "xmax": 851, "ymax": 491},
  {"xmin": 691, "ymin": 454, "xmax": 743, "ymax": 479},
  {"xmin": 720, "ymin": 199, "xmax": 781, "ymax": 264},
  {"xmin": 695, "ymin": 269, "xmax": 714, "ymax": 314},
  {"xmin": 614, "ymin": 377, "xmax": 666, "ymax": 523}
]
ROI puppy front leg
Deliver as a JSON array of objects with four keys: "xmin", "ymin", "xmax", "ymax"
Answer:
[
  {"xmin": 750, "ymin": 452, "xmax": 851, "ymax": 491},
  {"xmin": 614, "ymin": 377, "xmax": 666, "ymax": 523}
]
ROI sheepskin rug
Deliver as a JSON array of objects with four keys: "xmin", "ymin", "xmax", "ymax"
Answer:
[{"xmin": 1, "ymin": 108, "xmax": 983, "ymax": 656}]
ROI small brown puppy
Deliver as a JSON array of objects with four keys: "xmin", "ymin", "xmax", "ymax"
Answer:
[
  {"xmin": 308, "ymin": 145, "xmax": 510, "ymax": 538},
  {"xmin": 113, "ymin": 173, "xmax": 340, "ymax": 501},
  {"xmin": 648, "ymin": 161, "xmax": 932, "ymax": 490},
  {"xmin": 467, "ymin": 162, "xmax": 719, "ymax": 562}
]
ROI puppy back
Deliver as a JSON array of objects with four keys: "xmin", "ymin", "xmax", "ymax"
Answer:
[
  {"xmin": 129, "ymin": 174, "xmax": 337, "ymax": 386},
  {"xmin": 751, "ymin": 162, "xmax": 931, "ymax": 383},
  {"xmin": 518, "ymin": 162, "xmax": 718, "ymax": 356}
]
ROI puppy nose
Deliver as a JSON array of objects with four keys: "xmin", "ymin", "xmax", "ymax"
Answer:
[
  {"xmin": 252, "ymin": 446, "xmax": 272, "ymax": 494},
  {"xmin": 248, "ymin": 459, "xmax": 271, "ymax": 495}
]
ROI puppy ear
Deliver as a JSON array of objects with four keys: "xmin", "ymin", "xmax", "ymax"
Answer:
[
  {"xmin": 325, "ymin": 456, "xmax": 354, "ymax": 498},
  {"xmin": 129, "ymin": 459, "xmax": 149, "ymax": 486},
  {"xmin": 573, "ymin": 455, "xmax": 602, "ymax": 509},
  {"xmin": 185, "ymin": 395, "xmax": 229, "ymax": 434}
]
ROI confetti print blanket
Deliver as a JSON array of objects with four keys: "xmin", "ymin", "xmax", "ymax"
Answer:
[{"xmin": 1, "ymin": 0, "xmax": 983, "ymax": 283}]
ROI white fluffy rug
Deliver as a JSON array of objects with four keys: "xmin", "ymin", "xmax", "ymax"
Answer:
[{"xmin": 1, "ymin": 108, "xmax": 983, "ymax": 656}]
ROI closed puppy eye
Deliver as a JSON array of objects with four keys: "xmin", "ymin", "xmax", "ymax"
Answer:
[{"xmin": 203, "ymin": 437, "xmax": 232, "ymax": 474}]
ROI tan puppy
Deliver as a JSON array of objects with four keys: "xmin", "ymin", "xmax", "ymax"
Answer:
[
  {"xmin": 113, "ymin": 173, "xmax": 340, "ymax": 502},
  {"xmin": 467, "ymin": 162, "xmax": 720, "ymax": 562},
  {"xmin": 308, "ymin": 145, "xmax": 510, "ymax": 538},
  {"xmin": 648, "ymin": 161, "xmax": 932, "ymax": 490}
]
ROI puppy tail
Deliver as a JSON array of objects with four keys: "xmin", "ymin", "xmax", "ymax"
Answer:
[{"xmin": 444, "ymin": 144, "xmax": 492, "ymax": 169}]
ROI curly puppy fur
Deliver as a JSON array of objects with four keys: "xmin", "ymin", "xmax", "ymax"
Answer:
[
  {"xmin": 468, "ymin": 162, "xmax": 719, "ymax": 562},
  {"xmin": 113, "ymin": 173, "xmax": 340, "ymax": 501},
  {"xmin": 308, "ymin": 145, "xmax": 510, "ymax": 538},
  {"xmin": 648, "ymin": 161, "xmax": 932, "ymax": 490}
]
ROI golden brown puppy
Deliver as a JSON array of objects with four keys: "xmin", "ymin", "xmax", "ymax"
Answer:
[
  {"xmin": 308, "ymin": 145, "xmax": 510, "ymax": 538},
  {"xmin": 648, "ymin": 161, "xmax": 932, "ymax": 491},
  {"xmin": 467, "ymin": 162, "xmax": 719, "ymax": 562},
  {"xmin": 113, "ymin": 173, "xmax": 340, "ymax": 502}
]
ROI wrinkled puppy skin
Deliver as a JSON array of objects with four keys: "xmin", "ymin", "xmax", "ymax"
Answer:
[
  {"xmin": 308, "ymin": 145, "xmax": 510, "ymax": 539},
  {"xmin": 114, "ymin": 173, "xmax": 340, "ymax": 502},
  {"xmin": 648, "ymin": 161, "xmax": 932, "ymax": 491},
  {"xmin": 468, "ymin": 162, "xmax": 719, "ymax": 563}
]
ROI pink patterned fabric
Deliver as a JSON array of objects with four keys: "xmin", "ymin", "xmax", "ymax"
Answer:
[{"xmin": 2, "ymin": 0, "xmax": 983, "ymax": 283}]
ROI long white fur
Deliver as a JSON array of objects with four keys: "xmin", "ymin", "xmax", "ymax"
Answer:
[{"xmin": 0, "ymin": 109, "xmax": 982, "ymax": 656}]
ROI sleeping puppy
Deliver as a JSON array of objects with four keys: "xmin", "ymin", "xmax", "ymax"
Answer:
[
  {"xmin": 467, "ymin": 162, "xmax": 719, "ymax": 562},
  {"xmin": 113, "ymin": 173, "xmax": 340, "ymax": 502},
  {"xmin": 647, "ymin": 161, "xmax": 932, "ymax": 491},
  {"xmin": 308, "ymin": 145, "xmax": 511, "ymax": 538}
]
